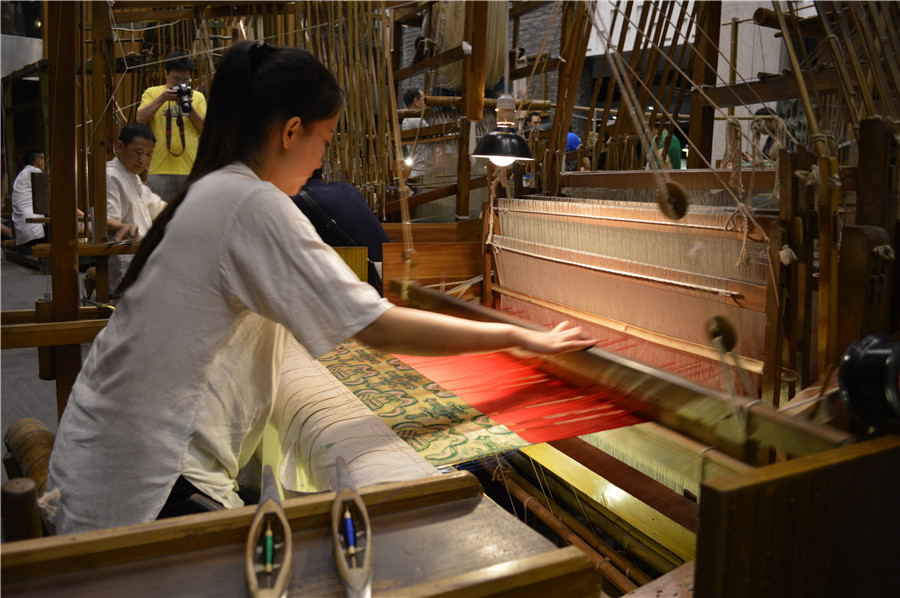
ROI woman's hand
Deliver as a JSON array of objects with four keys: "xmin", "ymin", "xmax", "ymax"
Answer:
[
  {"xmin": 355, "ymin": 306, "xmax": 596, "ymax": 357},
  {"xmin": 516, "ymin": 321, "xmax": 596, "ymax": 355}
]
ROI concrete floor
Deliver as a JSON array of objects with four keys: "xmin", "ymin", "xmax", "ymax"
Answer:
[{"xmin": 1, "ymin": 257, "xmax": 91, "ymax": 485}]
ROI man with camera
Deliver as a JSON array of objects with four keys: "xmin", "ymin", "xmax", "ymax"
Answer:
[{"xmin": 136, "ymin": 51, "xmax": 206, "ymax": 201}]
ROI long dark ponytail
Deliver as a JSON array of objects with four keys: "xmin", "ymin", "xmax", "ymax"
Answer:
[{"xmin": 118, "ymin": 42, "xmax": 344, "ymax": 294}]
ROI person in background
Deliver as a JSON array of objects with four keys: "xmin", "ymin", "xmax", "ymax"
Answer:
[
  {"xmin": 46, "ymin": 42, "xmax": 596, "ymax": 535},
  {"xmin": 524, "ymin": 112, "xmax": 542, "ymax": 131},
  {"xmin": 292, "ymin": 168, "xmax": 390, "ymax": 295},
  {"xmin": 752, "ymin": 106, "xmax": 778, "ymax": 162},
  {"xmin": 651, "ymin": 130, "xmax": 682, "ymax": 170},
  {"xmin": 566, "ymin": 129, "xmax": 581, "ymax": 152},
  {"xmin": 1, "ymin": 146, "xmax": 12, "ymax": 243},
  {"xmin": 401, "ymin": 88, "xmax": 429, "ymax": 190},
  {"xmin": 136, "ymin": 51, "xmax": 207, "ymax": 201},
  {"xmin": 10, "ymin": 150, "xmax": 46, "ymax": 251},
  {"xmin": 106, "ymin": 123, "xmax": 168, "ymax": 292}
]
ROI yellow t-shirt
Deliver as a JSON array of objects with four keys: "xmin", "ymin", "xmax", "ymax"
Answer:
[{"xmin": 139, "ymin": 85, "xmax": 207, "ymax": 176}]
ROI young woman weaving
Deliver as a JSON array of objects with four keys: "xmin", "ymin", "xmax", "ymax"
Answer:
[{"xmin": 46, "ymin": 42, "xmax": 595, "ymax": 534}]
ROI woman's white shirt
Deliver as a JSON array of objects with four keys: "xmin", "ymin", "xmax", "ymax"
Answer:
[{"xmin": 46, "ymin": 162, "xmax": 391, "ymax": 534}]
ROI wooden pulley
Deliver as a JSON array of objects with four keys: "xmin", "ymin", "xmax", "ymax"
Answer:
[
  {"xmin": 706, "ymin": 315, "xmax": 738, "ymax": 354},
  {"xmin": 4, "ymin": 418, "xmax": 55, "ymax": 495},
  {"xmin": 391, "ymin": 158, "xmax": 412, "ymax": 179},
  {"xmin": 655, "ymin": 181, "xmax": 688, "ymax": 220}
]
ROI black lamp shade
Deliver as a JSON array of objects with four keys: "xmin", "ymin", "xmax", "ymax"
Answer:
[{"xmin": 472, "ymin": 126, "xmax": 533, "ymax": 164}]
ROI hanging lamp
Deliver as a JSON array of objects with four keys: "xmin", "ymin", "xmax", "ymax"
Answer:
[{"xmin": 471, "ymin": 6, "xmax": 533, "ymax": 167}]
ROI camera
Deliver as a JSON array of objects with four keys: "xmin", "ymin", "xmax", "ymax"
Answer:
[{"xmin": 173, "ymin": 83, "xmax": 192, "ymax": 114}]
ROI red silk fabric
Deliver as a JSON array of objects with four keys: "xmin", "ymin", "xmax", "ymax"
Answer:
[{"xmin": 392, "ymin": 351, "xmax": 644, "ymax": 444}]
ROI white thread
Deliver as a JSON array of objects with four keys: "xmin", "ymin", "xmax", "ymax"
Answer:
[
  {"xmin": 874, "ymin": 245, "xmax": 896, "ymax": 260},
  {"xmin": 780, "ymin": 244, "xmax": 798, "ymax": 265},
  {"xmin": 37, "ymin": 487, "xmax": 62, "ymax": 520}
]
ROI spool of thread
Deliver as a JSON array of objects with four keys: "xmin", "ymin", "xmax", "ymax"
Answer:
[{"xmin": 4, "ymin": 418, "xmax": 55, "ymax": 495}]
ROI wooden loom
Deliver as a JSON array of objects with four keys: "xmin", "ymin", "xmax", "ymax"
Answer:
[
  {"xmin": 383, "ymin": 1, "xmax": 900, "ymax": 596},
  {"xmin": 4, "ymin": 1, "xmax": 900, "ymax": 596}
]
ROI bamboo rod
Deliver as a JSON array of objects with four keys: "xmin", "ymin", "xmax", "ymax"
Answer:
[
  {"xmin": 645, "ymin": 0, "xmax": 690, "ymax": 137},
  {"xmin": 502, "ymin": 464, "xmax": 653, "ymax": 587},
  {"xmin": 846, "ymin": 2, "xmax": 897, "ymax": 120},
  {"xmin": 596, "ymin": 1, "xmax": 632, "ymax": 158},
  {"xmin": 821, "ymin": 0, "xmax": 876, "ymax": 119},
  {"xmin": 507, "ymin": 452, "xmax": 683, "ymax": 574},
  {"xmin": 497, "ymin": 467, "xmax": 640, "ymax": 594},
  {"xmin": 773, "ymin": 1, "xmax": 827, "ymax": 157},
  {"xmin": 865, "ymin": 1, "xmax": 900, "ymax": 112}
]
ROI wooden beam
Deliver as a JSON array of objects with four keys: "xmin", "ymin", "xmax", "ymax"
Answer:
[
  {"xmin": 398, "ymin": 122, "xmax": 457, "ymax": 141},
  {"xmin": 509, "ymin": 57, "xmax": 563, "ymax": 81},
  {"xmin": 1, "ymin": 471, "xmax": 483, "ymax": 585},
  {"xmin": 559, "ymin": 168, "xmax": 776, "ymax": 191},
  {"xmin": 393, "ymin": 45, "xmax": 465, "ymax": 81},
  {"xmin": 381, "ymin": 176, "xmax": 488, "ymax": 215},
  {"xmin": 699, "ymin": 68, "xmax": 841, "ymax": 108},
  {"xmin": 1, "ymin": 307, "xmax": 112, "ymax": 325},
  {"xmin": 30, "ymin": 242, "xmax": 141, "ymax": 258},
  {"xmin": 1, "ymin": 321, "xmax": 108, "ymax": 350}
]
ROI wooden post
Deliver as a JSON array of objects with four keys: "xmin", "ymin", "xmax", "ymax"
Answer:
[
  {"xmin": 852, "ymin": 117, "xmax": 899, "ymax": 334},
  {"xmin": 761, "ymin": 150, "xmax": 795, "ymax": 407},
  {"xmin": 458, "ymin": 1, "xmax": 487, "ymax": 217},
  {"xmin": 686, "ymin": 1, "xmax": 720, "ymax": 168},
  {"xmin": 92, "ymin": 1, "xmax": 113, "ymax": 301},
  {"xmin": 816, "ymin": 155, "xmax": 840, "ymax": 376},
  {"xmin": 1, "ymin": 478, "xmax": 43, "ymax": 542},
  {"xmin": 462, "ymin": 2, "xmax": 487, "ymax": 121},
  {"xmin": 35, "ymin": 297, "xmax": 55, "ymax": 381},
  {"xmin": 457, "ymin": 118, "xmax": 471, "ymax": 218},
  {"xmin": 46, "ymin": 0, "xmax": 83, "ymax": 420}
]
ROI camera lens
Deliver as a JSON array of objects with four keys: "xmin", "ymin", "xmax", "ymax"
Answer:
[{"xmin": 176, "ymin": 84, "xmax": 192, "ymax": 114}]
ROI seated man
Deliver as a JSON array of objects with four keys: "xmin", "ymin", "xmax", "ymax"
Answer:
[
  {"xmin": 401, "ymin": 88, "xmax": 429, "ymax": 191},
  {"xmin": 291, "ymin": 169, "xmax": 390, "ymax": 295},
  {"xmin": 106, "ymin": 123, "xmax": 167, "ymax": 291},
  {"xmin": 10, "ymin": 150, "xmax": 47, "ymax": 251},
  {"xmin": 524, "ymin": 111, "xmax": 542, "ymax": 131}
]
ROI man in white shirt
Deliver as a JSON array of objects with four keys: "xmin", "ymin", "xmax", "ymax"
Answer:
[
  {"xmin": 106, "ymin": 123, "xmax": 167, "ymax": 290},
  {"xmin": 10, "ymin": 150, "xmax": 46, "ymax": 250},
  {"xmin": 401, "ymin": 88, "xmax": 429, "ymax": 190}
]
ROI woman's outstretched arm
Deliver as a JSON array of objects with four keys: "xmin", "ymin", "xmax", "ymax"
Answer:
[{"xmin": 353, "ymin": 305, "xmax": 595, "ymax": 357}]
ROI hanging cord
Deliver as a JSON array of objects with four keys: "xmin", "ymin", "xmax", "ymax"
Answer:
[
  {"xmin": 725, "ymin": 117, "xmax": 744, "ymax": 194},
  {"xmin": 710, "ymin": 333, "xmax": 750, "ymax": 435}
]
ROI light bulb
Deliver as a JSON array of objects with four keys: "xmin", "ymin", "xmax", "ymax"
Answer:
[
  {"xmin": 404, "ymin": 157, "xmax": 413, "ymax": 166},
  {"xmin": 489, "ymin": 156, "xmax": 516, "ymax": 167}
]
